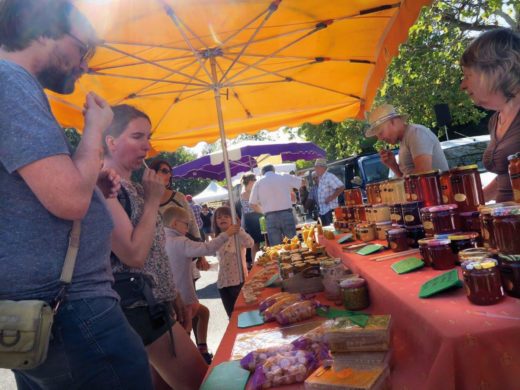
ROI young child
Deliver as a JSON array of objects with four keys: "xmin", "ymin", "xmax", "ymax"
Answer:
[
  {"xmin": 213, "ymin": 206, "xmax": 254, "ymax": 318},
  {"xmin": 163, "ymin": 206, "xmax": 240, "ymax": 363}
]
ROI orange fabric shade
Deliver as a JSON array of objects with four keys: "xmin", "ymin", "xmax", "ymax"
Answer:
[{"xmin": 48, "ymin": 0, "xmax": 432, "ymax": 153}]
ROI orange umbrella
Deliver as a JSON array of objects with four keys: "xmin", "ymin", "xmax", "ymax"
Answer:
[{"xmin": 50, "ymin": 0, "xmax": 431, "ymax": 153}]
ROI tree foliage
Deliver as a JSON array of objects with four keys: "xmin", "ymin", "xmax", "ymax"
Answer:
[{"xmin": 299, "ymin": 0, "xmax": 517, "ymax": 161}]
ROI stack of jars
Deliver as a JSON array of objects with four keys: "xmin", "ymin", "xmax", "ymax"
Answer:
[{"xmin": 508, "ymin": 152, "xmax": 520, "ymax": 203}]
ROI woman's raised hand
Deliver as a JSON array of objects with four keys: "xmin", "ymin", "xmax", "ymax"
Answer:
[{"xmin": 142, "ymin": 168, "xmax": 165, "ymax": 205}]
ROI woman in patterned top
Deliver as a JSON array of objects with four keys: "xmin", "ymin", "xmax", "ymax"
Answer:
[
  {"xmin": 213, "ymin": 206, "xmax": 254, "ymax": 317},
  {"xmin": 103, "ymin": 104, "xmax": 207, "ymax": 390},
  {"xmin": 461, "ymin": 28, "xmax": 520, "ymax": 202}
]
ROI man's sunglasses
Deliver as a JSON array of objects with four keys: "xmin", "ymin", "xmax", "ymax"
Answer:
[{"xmin": 67, "ymin": 32, "xmax": 96, "ymax": 63}]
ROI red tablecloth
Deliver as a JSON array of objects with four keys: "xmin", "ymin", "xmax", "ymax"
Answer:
[{"xmin": 208, "ymin": 235, "xmax": 520, "ymax": 390}]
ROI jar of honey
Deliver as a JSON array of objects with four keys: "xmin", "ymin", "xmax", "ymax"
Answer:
[
  {"xmin": 406, "ymin": 225, "xmax": 425, "ymax": 248},
  {"xmin": 439, "ymin": 171, "xmax": 453, "ymax": 204},
  {"xmin": 366, "ymin": 182, "xmax": 382, "ymax": 204},
  {"xmin": 418, "ymin": 238, "xmax": 436, "ymax": 266},
  {"xmin": 492, "ymin": 205, "xmax": 520, "ymax": 255},
  {"xmin": 462, "ymin": 259, "xmax": 504, "ymax": 305},
  {"xmin": 321, "ymin": 259, "xmax": 351, "ymax": 302},
  {"xmin": 344, "ymin": 188, "xmax": 363, "ymax": 206},
  {"xmin": 427, "ymin": 239, "xmax": 457, "ymax": 270},
  {"xmin": 448, "ymin": 232, "xmax": 479, "ymax": 255},
  {"xmin": 346, "ymin": 206, "xmax": 356, "ymax": 222},
  {"xmin": 417, "ymin": 170, "xmax": 443, "ymax": 207},
  {"xmin": 371, "ymin": 204, "xmax": 391, "ymax": 222},
  {"xmin": 365, "ymin": 205, "xmax": 374, "ymax": 223},
  {"xmin": 404, "ymin": 174, "xmax": 420, "ymax": 202},
  {"xmin": 340, "ymin": 277, "xmax": 370, "ymax": 310},
  {"xmin": 390, "ymin": 203, "xmax": 404, "ymax": 225},
  {"xmin": 357, "ymin": 223, "xmax": 376, "ymax": 242},
  {"xmin": 498, "ymin": 254, "xmax": 520, "ymax": 298},
  {"xmin": 449, "ymin": 165, "xmax": 485, "ymax": 212},
  {"xmin": 375, "ymin": 221, "xmax": 393, "ymax": 240},
  {"xmin": 353, "ymin": 205, "xmax": 367, "ymax": 222},
  {"xmin": 420, "ymin": 204, "xmax": 459, "ymax": 236},
  {"xmin": 508, "ymin": 152, "xmax": 520, "ymax": 203},
  {"xmin": 478, "ymin": 203, "xmax": 516, "ymax": 249},
  {"xmin": 386, "ymin": 178, "xmax": 406, "ymax": 203},
  {"xmin": 401, "ymin": 201, "xmax": 424, "ymax": 226},
  {"xmin": 387, "ymin": 228, "xmax": 409, "ymax": 252}
]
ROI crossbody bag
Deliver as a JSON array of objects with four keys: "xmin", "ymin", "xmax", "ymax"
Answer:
[{"xmin": 0, "ymin": 220, "xmax": 81, "ymax": 370}]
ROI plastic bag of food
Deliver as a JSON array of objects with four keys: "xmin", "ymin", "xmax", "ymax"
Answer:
[
  {"xmin": 263, "ymin": 294, "xmax": 301, "ymax": 322},
  {"xmin": 239, "ymin": 344, "xmax": 296, "ymax": 371},
  {"xmin": 275, "ymin": 300, "xmax": 317, "ymax": 326},
  {"xmin": 251, "ymin": 350, "xmax": 317, "ymax": 390},
  {"xmin": 291, "ymin": 336, "xmax": 331, "ymax": 363},
  {"xmin": 259, "ymin": 292, "xmax": 292, "ymax": 313}
]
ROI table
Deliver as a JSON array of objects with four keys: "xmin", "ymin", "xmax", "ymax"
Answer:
[{"xmin": 208, "ymin": 235, "xmax": 520, "ymax": 390}]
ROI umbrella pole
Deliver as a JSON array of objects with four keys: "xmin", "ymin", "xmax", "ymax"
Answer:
[{"xmin": 210, "ymin": 57, "xmax": 245, "ymax": 283}]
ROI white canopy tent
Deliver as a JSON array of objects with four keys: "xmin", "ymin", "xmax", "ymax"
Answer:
[{"xmin": 193, "ymin": 181, "xmax": 229, "ymax": 204}]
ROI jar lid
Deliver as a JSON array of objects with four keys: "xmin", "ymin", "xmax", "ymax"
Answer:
[
  {"xmin": 425, "ymin": 238, "xmax": 451, "ymax": 246},
  {"xmin": 491, "ymin": 205, "xmax": 520, "ymax": 216},
  {"xmin": 434, "ymin": 233, "xmax": 451, "ymax": 240},
  {"xmin": 387, "ymin": 228, "xmax": 407, "ymax": 235},
  {"xmin": 507, "ymin": 152, "xmax": 520, "ymax": 161},
  {"xmin": 339, "ymin": 277, "xmax": 366, "ymax": 288},
  {"xmin": 462, "ymin": 258, "xmax": 497, "ymax": 270},
  {"xmin": 450, "ymin": 164, "xmax": 479, "ymax": 172},
  {"xmin": 448, "ymin": 232, "xmax": 479, "ymax": 241},
  {"xmin": 375, "ymin": 221, "xmax": 392, "ymax": 226},
  {"xmin": 418, "ymin": 238, "xmax": 436, "ymax": 245},
  {"xmin": 426, "ymin": 204, "xmax": 458, "ymax": 213},
  {"xmin": 416, "ymin": 169, "xmax": 440, "ymax": 176}
]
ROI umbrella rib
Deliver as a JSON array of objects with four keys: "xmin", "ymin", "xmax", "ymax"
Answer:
[
  {"xmin": 93, "ymin": 54, "xmax": 196, "ymax": 72},
  {"xmin": 224, "ymin": 22, "xmax": 331, "ymax": 85},
  {"xmin": 157, "ymin": 0, "xmax": 214, "ymax": 83},
  {"xmin": 102, "ymin": 44, "xmax": 210, "ymax": 86},
  {"xmin": 219, "ymin": 1, "xmax": 279, "ymax": 84},
  {"xmin": 214, "ymin": 61, "xmax": 252, "ymax": 119},
  {"xmin": 90, "ymin": 70, "xmax": 208, "ymax": 88},
  {"xmin": 219, "ymin": 3, "xmax": 272, "ymax": 46},
  {"xmin": 128, "ymin": 87, "xmax": 209, "ymax": 98}
]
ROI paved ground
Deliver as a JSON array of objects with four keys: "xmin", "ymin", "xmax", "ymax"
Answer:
[{"xmin": 0, "ymin": 256, "xmax": 227, "ymax": 389}]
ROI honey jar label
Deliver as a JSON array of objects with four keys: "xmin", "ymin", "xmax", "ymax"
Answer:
[
  {"xmin": 423, "ymin": 221, "xmax": 434, "ymax": 230},
  {"xmin": 411, "ymin": 194, "xmax": 418, "ymax": 200},
  {"xmin": 390, "ymin": 242, "xmax": 397, "ymax": 249},
  {"xmin": 391, "ymin": 214, "xmax": 402, "ymax": 221},
  {"xmin": 404, "ymin": 214, "xmax": 415, "ymax": 223},
  {"xmin": 443, "ymin": 195, "xmax": 449, "ymax": 203},
  {"xmin": 454, "ymin": 193, "xmax": 467, "ymax": 202}
]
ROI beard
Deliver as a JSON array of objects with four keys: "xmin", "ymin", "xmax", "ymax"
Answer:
[{"xmin": 36, "ymin": 48, "xmax": 81, "ymax": 94}]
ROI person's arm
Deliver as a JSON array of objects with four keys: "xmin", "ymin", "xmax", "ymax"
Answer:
[
  {"xmin": 108, "ymin": 170, "xmax": 165, "ymax": 268},
  {"xmin": 483, "ymin": 177, "xmax": 499, "ymax": 202},
  {"xmin": 326, "ymin": 184, "xmax": 345, "ymax": 203},
  {"xmin": 18, "ymin": 93, "xmax": 113, "ymax": 220},
  {"xmin": 238, "ymin": 227, "xmax": 255, "ymax": 248},
  {"xmin": 411, "ymin": 154, "xmax": 433, "ymax": 174},
  {"xmin": 249, "ymin": 181, "xmax": 263, "ymax": 212},
  {"xmin": 379, "ymin": 149, "xmax": 403, "ymax": 177},
  {"xmin": 182, "ymin": 232, "xmax": 230, "ymax": 257}
]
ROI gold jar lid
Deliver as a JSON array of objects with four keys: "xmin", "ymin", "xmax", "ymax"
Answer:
[{"xmin": 450, "ymin": 164, "xmax": 478, "ymax": 172}]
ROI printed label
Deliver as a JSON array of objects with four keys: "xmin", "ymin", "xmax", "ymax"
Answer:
[
  {"xmin": 411, "ymin": 194, "xmax": 418, "ymax": 200},
  {"xmin": 443, "ymin": 195, "xmax": 449, "ymax": 203},
  {"xmin": 423, "ymin": 221, "xmax": 434, "ymax": 230},
  {"xmin": 454, "ymin": 193, "xmax": 467, "ymax": 202},
  {"xmin": 404, "ymin": 214, "xmax": 415, "ymax": 223},
  {"xmin": 391, "ymin": 214, "xmax": 402, "ymax": 222},
  {"xmin": 390, "ymin": 242, "xmax": 397, "ymax": 249}
]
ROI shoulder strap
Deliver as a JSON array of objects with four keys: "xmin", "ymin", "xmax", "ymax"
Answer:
[
  {"xmin": 59, "ymin": 220, "xmax": 81, "ymax": 284},
  {"xmin": 117, "ymin": 185, "xmax": 132, "ymax": 218}
]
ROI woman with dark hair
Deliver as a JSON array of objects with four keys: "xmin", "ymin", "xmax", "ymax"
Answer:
[
  {"xmin": 103, "ymin": 104, "xmax": 207, "ymax": 389},
  {"xmin": 461, "ymin": 28, "xmax": 520, "ymax": 202},
  {"xmin": 240, "ymin": 173, "xmax": 263, "ymax": 266}
]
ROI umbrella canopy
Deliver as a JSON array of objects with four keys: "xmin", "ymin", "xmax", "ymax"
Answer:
[
  {"xmin": 49, "ymin": 0, "xmax": 432, "ymax": 153},
  {"xmin": 193, "ymin": 181, "xmax": 229, "ymax": 203},
  {"xmin": 172, "ymin": 140, "xmax": 325, "ymax": 180}
]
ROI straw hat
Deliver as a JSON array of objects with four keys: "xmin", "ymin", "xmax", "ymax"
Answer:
[
  {"xmin": 314, "ymin": 158, "xmax": 328, "ymax": 168},
  {"xmin": 365, "ymin": 104, "xmax": 405, "ymax": 137}
]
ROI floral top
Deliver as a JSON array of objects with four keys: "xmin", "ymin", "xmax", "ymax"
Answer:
[
  {"xmin": 112, "ymin": 179, "xmax": 176, "ymax": 304},
  {"xmin": 216, "ymin": 228, "xmax": 254, "ymax": 289}
]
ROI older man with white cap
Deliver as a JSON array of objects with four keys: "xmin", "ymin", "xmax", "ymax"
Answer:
[
  {"xmin": 314, "ymin": 158, "xmax": 345, "ymax": 226},
  {"xmin": 365, "ymin": 104, "xmax": 448, "ymax": 177}
]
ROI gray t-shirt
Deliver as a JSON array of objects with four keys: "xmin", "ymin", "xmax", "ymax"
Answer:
[
  {"xmin": 0, "ymin": 60, "xmax": 117, "ymax": 302},
  {"xmin": 399, "ymin": 124, "xmax": 449, "ymax": 175}
]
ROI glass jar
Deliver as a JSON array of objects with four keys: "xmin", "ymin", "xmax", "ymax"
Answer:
[
  {"xmin": 344, "ymin": 188, "xmax": 363, "ymax": 206},
  {"xmin": 448, "ymin": 232, "xmax": 479, "ymax": 255},
  {"xmin": 365, "ymin": 205, "xmax": 374, "ymax": 223},
  {"xmin": 406, "ymin": 225, "xmax": 425, "ymax": 248},
  {"xmin": 340, "ymin": 278, "xmax": 369, "ymax": 310},
  {"xmin": 418, "ymin": 238, "xmax": 436, "ymax": 267},
  {"xmin": 353, "ymin": 205, "xmax": 367, "ymax": 222},
  {"xmin": 459, "ymin": 211, "xmax": 483, "ymax": 246},
  {"xmin": 387, "ymin": 228, "xmax": 409, "ymax": 252},
  {"xmin": 449, "ymin": 165, "xmax": 485, "ymax": 212},
  {"xmin": 366, "ymin": 182, "xmax": 382, "ymax": 205},
  {"xmin": 459, "ymin": 247, "xmax": 490, "ymax": 263},
  {"xmin": 371, "ymin": 204, "xmax": 390, "ymax": 222},
  {"xmin": 462, "ymin": 259, "xmax": 504, "ymax": 305},
  {"xmin": 386, "ymin": 178, "xmax": 406, "ymax": 203},
  {"xmin": 439, "ymin": 171, "xmax": 453, "ymax": 204},
  {"xmin": 379, "ymin": 181, "xmax": 389, "ymax": 204},
  {"xmin": 357, "ymin": 223, "xmax": 376, "ymax": 242},
  {"xmin": 321, "ymin": 259, "xmax": 351, "ymax": 302},
  {"xmin": 417, "ymin": 170, "xmax": 443, "ymax": 207},
  {"xmin": 477, "ymin": 203, "xmax": 516, "ymax": 249},
  {"xmin": 404, "ymin": 174, "xmax": 420, "ymax": 202},
  {"xmin": 427, "ymin": 239, "xmax": 457, "ymax": 270},
  {"xmin": 334, "ymin": 207, "xmax": 344, "ymax": 221},
  {"xmin": 508, "ymin": 152, "xmax": 520, "ymax": 203},
  {"xmin": 498, "ymin": 255, "xmax": 520, "ymax": 298},
  {"xmin": 375, "ymin": 221, "xmax": 392, "ymax": 240},
  {"xmin": 346, "ymin": 206, "xmax": 356, "ymax": 222},
  {"xmin": 401, "ymin": 201, "xmax": 424, "ymax": 226},
  {"xmin": 421, "ymin": 204, "xmax": 459, "ymax": 236},
  {"xmin": 492, "ymin": 206, "xmax": 520, "ymax": 255},
  {"xmin": 389, "ymin": 203, "xmax": 404, "ymax": 225}
]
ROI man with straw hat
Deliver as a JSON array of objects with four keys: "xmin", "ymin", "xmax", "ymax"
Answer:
[
  {"xmin": 365, "ymin": 104, "xmax": 448, "ymax": 177},
  {"xmin": 314, "ymin": 158, "xmax": 345, "ymax": 226}
]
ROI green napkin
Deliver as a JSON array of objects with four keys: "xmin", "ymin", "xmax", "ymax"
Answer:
[
  {"xmin": 200, "ymin": 361, "xmax": 250, "ymax": 390},
  {"xmin": 419, "ymin": 269, "xmax": 463, "ymax": 298},
  {"xmin": 391, "ymin": 257, "xmax": 425, "ymax": 274},
  {"xmin": 356, "ymin": 244, "xmax": 384, "ymax": 256},
  {"xmin": 338, "ymin": 233, "xmax": 354, "ymax": 244},
  {"xmin": 238, "ymin": 310, "xmax": 265, "ymax": 328},
  {"xmin": 316, "ymin": 307, "xmax": 370, "ymax": 327},
  {"xmin": 264, "ymin": 273, "xmax": 281, "ymax": 287}
]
